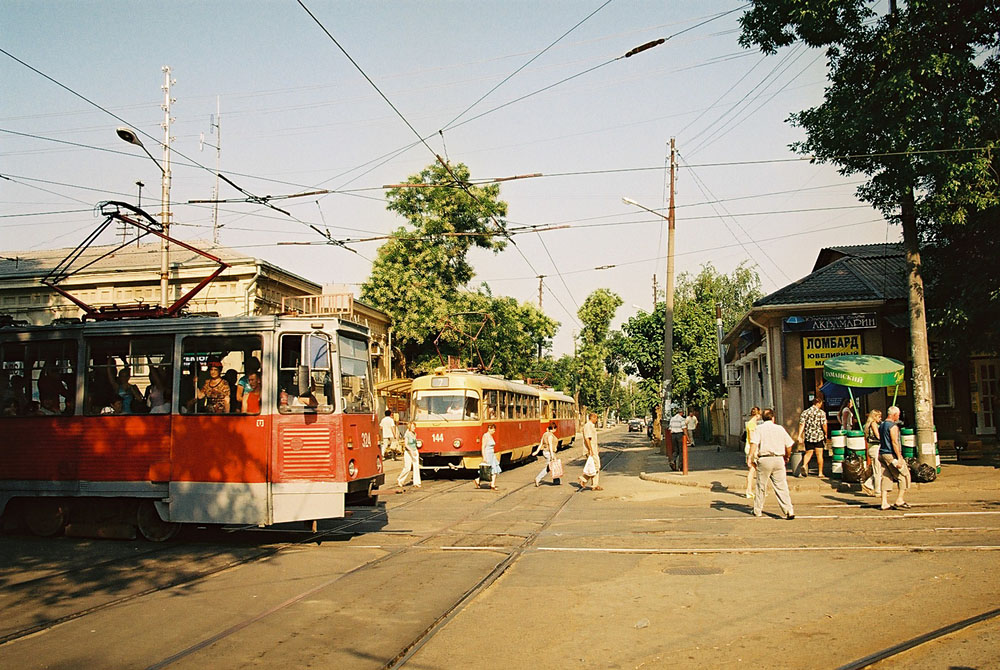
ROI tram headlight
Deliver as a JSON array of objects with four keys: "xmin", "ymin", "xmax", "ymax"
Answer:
[
  {"xmin": 452, "ymin": 438, "xmax": 462, "ymax": 448},
  {"xmin": 348, "ymin": 460, "xmax": 357, "ymax": 478}
]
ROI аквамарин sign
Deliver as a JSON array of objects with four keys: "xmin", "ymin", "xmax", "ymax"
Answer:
[
  {"xmin": 802, "ymin": 334, "xmax": 862, "ymax": 369},
  {"xmin": 783, "ymin": 313, "xmax": 877, "ymax": 332}
]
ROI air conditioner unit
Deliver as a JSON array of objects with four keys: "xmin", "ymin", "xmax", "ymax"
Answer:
[{"xmin": 725, "ymin": 365, "xmax": 741, "ymax": 387}]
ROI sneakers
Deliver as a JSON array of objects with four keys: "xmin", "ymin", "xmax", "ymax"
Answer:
[
  {"xmin": 553, "ymin": 478, "xmax": 561, "ymax": 485},
  {"xmin": 786, "ymin": 514, "xmax": 795, "ymax": 520}
]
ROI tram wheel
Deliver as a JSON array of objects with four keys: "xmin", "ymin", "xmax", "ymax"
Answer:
[
  {"xmin": 23, "ymin": 499, "xmax": 68, "ymax": 537},
  {"xmin": 136, "ymin": 500, "xmax": 180, "ymax": 542}
]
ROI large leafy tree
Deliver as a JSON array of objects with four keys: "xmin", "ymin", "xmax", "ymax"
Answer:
[
  {"xmin": 613, "ymin": 263, "xmax": 762, "ymax": 408},
  {"xmin": 361, "ymin": 162, "xmax": 509, "ymax": 372},
  {"xmin": 576, "ymin": 289, "xmax": 623, "ymax": 413},
  {"xmin": 739, "ymin": 0, "xmax": 1000, "ymax": 461}
]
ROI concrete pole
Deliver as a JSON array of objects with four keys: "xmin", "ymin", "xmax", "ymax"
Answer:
[
  {"xmin": 662, "ymin": 137, "xmax": 676, "ymax": 452},
  {"xmin": 160, "ymin": 66, "xmax": 174, "ymax": 308}
]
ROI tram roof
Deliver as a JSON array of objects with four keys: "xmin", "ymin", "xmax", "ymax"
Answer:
[
  {"xmin": 410, "ymin": 370, "xmax": 571, "ymax": 396},
  {"xmin": 0, "ymin": 313, "xmax": 370, "ymax": 338}
]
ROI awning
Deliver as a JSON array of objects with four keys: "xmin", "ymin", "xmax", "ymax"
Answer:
[{"xmin": 376, "ymin": 378, "xmax": 413, "ymax": 395}]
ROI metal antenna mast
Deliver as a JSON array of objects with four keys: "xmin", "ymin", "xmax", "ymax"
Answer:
[{"xmin": 200, "ymin": 96, "xmax": 222, "ymax": 244}]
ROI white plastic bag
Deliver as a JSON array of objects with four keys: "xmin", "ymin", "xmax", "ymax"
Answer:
[{"xmin": 583, "ymin": 455, "xmax": 597, "ymax": 477}]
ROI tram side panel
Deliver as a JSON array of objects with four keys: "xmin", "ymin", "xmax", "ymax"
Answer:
[{"xmin": 168, "ymin": 413, "xmax": 270, "ymax": 525}]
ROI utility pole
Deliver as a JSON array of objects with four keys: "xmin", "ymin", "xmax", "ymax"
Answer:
[
  {"xmin": 622, "ymin": 136, "xmax": 677, "ymax": 462},
  {"xmin": 536, "ymin": 275, "xmax": 544, "ymax": 360},
  {"xmin": 159, "ymin": 66, "xmax": 175, "ymax": 308},
  {"xmin": 663, "ymin": 137, "xmax": 676, "ymax": 454}
]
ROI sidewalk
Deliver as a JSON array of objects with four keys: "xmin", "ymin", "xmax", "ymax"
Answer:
[{"xmin": 639, "ymin": 443, "xmax": 1000, "ymax": 494}]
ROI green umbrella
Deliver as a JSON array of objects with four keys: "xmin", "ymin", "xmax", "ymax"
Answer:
[{"xmin": 823, "ymin": 355, "xmax": 905, "ymax": 423}]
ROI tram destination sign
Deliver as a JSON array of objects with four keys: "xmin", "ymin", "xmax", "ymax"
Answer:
[{"xmin": 782, "ymin": 312, "xmax": 877, "ymax": 333}]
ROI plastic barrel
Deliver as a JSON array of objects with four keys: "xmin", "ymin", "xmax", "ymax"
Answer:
[
  {"xmin": 934, "ymin": 425, "xmax": 940, "ymax": 473},
  {"xmin": 831, "ymin": 461, "xmax": 844, "ymax": 474},
  {"xmin": 847, "ymin": 430, "xmax": 866, "ymax": 459},
  {"xmin": 831, "ymin": 430, "xmax": 847, "ymax": 450},
  {"xmin": 831, "ymin": 442, "xmax": 845, "ymax": 478},
  {"xmin": 901, "ymin": 428, "xmax": 916, "ymax": 459}
]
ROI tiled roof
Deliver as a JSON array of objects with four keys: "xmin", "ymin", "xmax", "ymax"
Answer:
[
  {"xmin": 756, "ymin": 243, "xmax": 905, "ymax": 306},
  {"xmin": 0, "ymin": 241, "xmax": 253, "ymax": 279}
]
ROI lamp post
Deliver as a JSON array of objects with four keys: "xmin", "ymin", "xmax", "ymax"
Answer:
[
  {"xmin": 117, "ymin": 127, "xmax": 170, "ymax": 308},
  {"xmin": 623, "ymin": 140, "xmax": 677, "ymax": 466}
]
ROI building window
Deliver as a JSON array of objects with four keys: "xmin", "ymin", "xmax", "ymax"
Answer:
[{"xmin": 932, "ymin": 368, "xmax": 954, "ymax": 408}]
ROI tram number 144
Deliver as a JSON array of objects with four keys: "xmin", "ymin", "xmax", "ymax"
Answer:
[{"xmin": 432, "ymin": 433, "xmax": 444, "ymax": 443}]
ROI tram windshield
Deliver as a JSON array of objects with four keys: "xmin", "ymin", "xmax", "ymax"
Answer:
[
  {"xmin": 338, "ymin": 333, "xmax": 372, "ymax": 414},
  {"xmin": 413, "ymin": 390, "xmax": 479, "ymax": 421}
]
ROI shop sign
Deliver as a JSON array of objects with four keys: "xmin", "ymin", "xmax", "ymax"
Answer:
[
  {"xmin": 783, "ymin": 313, "xmax": 877, "ymax": 332},
  {"xmin": 802, "ymin": 334, "xmax": 862, "ymax": 369}
]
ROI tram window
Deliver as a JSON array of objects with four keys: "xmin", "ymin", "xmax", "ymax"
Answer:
[
  {"xmin": 84, "ymin": 337, "xmax": 171, "ymax": 416},
  {"xmin": 180, "ymin": 335, "xmax": 262, "ymax": 415},
  {"xmin": 483, "ymin": 390, "xmax": 497, "ymax": 420},
  {"xmin": 1, "ymin": 340, "xmax": 77, "ymax": 417},
  {"xmin": 278, "ymin": 333, "xmax": 333, "ymax": 414},
  {"xmin": 413, "ymin": 390, "xmax": 478, "ymax": 421},
  {"xmin": 338, "ymin": 333, "xmax": 372, "ymax": 414}
]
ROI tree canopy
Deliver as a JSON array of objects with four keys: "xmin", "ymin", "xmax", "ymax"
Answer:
[
  {"xmin": 361, "ymin": 161, "xmax": 557, "ymax": 376},
  {"xmin": 612, "ymin": 263, "xmax": 762, "ymax": 409}
]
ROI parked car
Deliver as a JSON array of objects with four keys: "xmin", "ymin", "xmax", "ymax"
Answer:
[{"xmin": 628, "ymin": 418, "xmax": 644, "ymax": 432}]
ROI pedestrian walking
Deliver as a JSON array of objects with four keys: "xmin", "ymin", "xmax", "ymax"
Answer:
[
  {"xmin": 379, "ymin": 409, "xmax": 398, "ymax": 460},
  {"xmin": 748, "ymin": 408, "xmax": 795, "ymax": 519},
  {"xmin": 396, "ymin": 421, "xmax": 421, "ymax": 491},
  {"xmin": 861, "ymin": 409, "xmax": 883, "ymax": 496},
  {"xmin": 744, "ymin": 406, "xmax": 761, "ymax": 499},
  {"xmin": 796, "ymin": 392, "xmax": 828, "ymax": 477},
  {"xmin": 668, "ymin": 408, "xmax": 686, "ymax": 471},
  {"xmin": 685, "ymin": 409, "xmax": 699, "ymax": 447},
  {"xmin": 535, "ymin": 421, "xmax": 562, "ymax": 486},
  {"xmin": 476, "ymin": 423, "xmax": 500, "ymax": 490},
  {"xmin": 579, "ymin": 412, "xmax": 603, "ymax": 490},
  {"xmin": 878, "ymin": 406, "xmax": 911, "ymax": 510}
]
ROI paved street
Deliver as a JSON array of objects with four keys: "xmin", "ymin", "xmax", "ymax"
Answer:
[{"xmin": 1, "ymin": 426, "xmax": 998, "ymax": 669}]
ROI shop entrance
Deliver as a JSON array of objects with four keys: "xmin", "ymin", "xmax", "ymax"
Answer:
[{"xmin": 973, "ymin": 359, "xmax": 999, "ymax": 435}]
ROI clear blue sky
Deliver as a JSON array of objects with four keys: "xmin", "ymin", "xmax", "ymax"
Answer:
[{"xmin": 1, "ymin": 0, "xmax": 897, "ymax": 355}]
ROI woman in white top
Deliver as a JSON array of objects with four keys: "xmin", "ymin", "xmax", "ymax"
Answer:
[
  {"xmin": 534, "ymin": 422, "xmax": 560, "ymax": 486},
  {"xmin": 744, "ymin": 407, "xmax": 761, "ymax": 499}
]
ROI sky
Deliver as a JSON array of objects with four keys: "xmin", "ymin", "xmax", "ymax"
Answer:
[{"xmin": 0, "ymin": 0, "xmax": 899, "ymax": 356}]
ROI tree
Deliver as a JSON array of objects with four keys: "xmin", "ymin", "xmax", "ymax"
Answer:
[
  {"xmin": 739, "ymin": 0, "xmax": 1000, "ymax": 464},
  {"xmin": 360, "ymin": 161, "xmax": 508, "ymax": 372},
  {"xmin": 575, "ymin": 289, "xmax": 623, "ymax": 414},
  {"xmin": 613, "ymin": 263, "xmax": 762, "ymax": 408}
]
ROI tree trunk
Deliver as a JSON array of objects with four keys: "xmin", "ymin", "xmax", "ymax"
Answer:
[{"xmin": 900, "ymin": 187, "xmax": 936, "ymax": 466}]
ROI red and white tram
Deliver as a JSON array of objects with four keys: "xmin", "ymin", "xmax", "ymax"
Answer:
[
  {"xmin": 409, "ymin": 369, "xmax": 577, "ymax": 471},
  {"xmin": 538, "ymin": 387, "xmax": 577, "ymax": 449},
  {"xmin": 0, "ymin": 315, "xmax": 383, "ymax": 540}
]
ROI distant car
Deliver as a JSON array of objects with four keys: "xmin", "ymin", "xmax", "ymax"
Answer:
[{"xmin": 628, "ymin": 418, "xmax": 644, "ymax": 432}]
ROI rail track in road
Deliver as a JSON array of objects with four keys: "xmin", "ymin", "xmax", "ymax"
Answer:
[{"xmin": 0, "ymin": 477, "xmax": 476, "ymax": 648}]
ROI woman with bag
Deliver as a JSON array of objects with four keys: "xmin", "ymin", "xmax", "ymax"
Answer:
[
  {"xmin": 535, "ymin": 422, "xmax": 562, "ymax": 486},
  {"xmin": 861, "ymin": 409, "xmax": 883, "ymax": 496},
  {"xmin": 475, "ymin": 424, "xmax": 500, "ymax": 490}
]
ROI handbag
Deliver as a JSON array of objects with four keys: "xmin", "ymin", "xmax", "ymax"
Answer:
[
  {"xmin": 582, "ymin": 455, "xmax": 597, "ymax": 477},
  {"xmin": 549, "ymin": 458, "xmax": 564, "ymax": 479}
]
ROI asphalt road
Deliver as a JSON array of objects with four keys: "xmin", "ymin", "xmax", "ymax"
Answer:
[{"xmin": 1, "ymin": 427, "xmax": 998, "ymax": 669}]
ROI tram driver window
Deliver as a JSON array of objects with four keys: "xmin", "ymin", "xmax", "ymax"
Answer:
[
  {"xmin": 278, "ymin": 333, "xmax": 333, "ymax": 414},
  {"xmin": 338, "ymin": 334, "xmax": 372, "ymax": 414},
  {"xmin": 1, "ymin": 340, "xmax": 77, "ymax": 417},
  {"xmin": 180, "ymin": 335, "xmax": 262, "ymax": 415}
]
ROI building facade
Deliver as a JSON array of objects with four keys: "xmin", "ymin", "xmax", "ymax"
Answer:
[{"xmin": 723, "ymin": 243, "xmax": 997, "ymax": 447}]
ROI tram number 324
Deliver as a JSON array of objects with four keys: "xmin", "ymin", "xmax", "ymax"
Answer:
[{"xmin": 360, "ymin": 433, "xmax": 373, "ymax": 449}]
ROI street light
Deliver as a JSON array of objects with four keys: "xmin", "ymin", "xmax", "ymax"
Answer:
[
  {"xmin": 116, "ymin": 127, "xmax": 170, "ymax": 308},
  {"xmin": 623, "ymin": 140, "xmax": 677, "ymax": 469}
]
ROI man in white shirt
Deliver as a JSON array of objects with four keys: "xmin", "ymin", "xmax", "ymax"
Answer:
[
  {"xmin": 379, "ymin": 410, "xmax": 398, "ymax": 460},
  {"xmin": 579, "ymin": 412, "xmax": 603, "ymax": 490},
  {"xmin": 668, "ymin": 408, "xmax": 686, "ymax": 471},
  {"xmin": 685, "ymin": 410, "xmax": 699, "ymax": 447},
  {"xmin": 748, "ymin": 408, "xmax": 795, "ymax": 519}
]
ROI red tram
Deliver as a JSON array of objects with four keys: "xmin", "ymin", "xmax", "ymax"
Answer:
[
  {"xmin": 409, "ymin": 369, "xmax": 577, "ymax": 471},
  {"xmin": 0, "ymin": 315, "xmax": 383, "ymax": 540}
]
